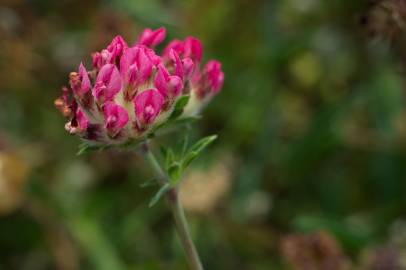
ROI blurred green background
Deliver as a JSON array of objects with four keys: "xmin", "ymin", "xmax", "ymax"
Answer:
[{"xmin": 1, "ymin": 0, "xmax": 406, "ymax": 269}]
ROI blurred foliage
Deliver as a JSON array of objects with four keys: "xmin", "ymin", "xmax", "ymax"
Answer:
[{"xmin": 2, "ymin": 0, "xmax": 406, "ymax": 269}]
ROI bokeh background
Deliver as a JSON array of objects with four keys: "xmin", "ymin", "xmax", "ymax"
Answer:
[{"xmin": 2, "ymin": 0, "xmax": 406, "ymax": 269}]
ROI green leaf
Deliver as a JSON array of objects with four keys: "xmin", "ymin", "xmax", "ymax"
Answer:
[
  {"xmin": 182, "ymin": 151, "xmax": 199, "ymax": 169},
  {"xmin": 169, "ymin": 95, "xmax": 190, "ymax": 120},
  {"xmin": 151, "ymin": 116, "xmax": 201, "ymax": 137},
  {"xmin": 167, "ymin": 163, "xmax": 181, "ymax": 184},
  {"xmin": 163, "ymin": 149, "xmax": 175, "ymax": 170},
  {"xmin": 181, "ymin": 135, "xmax": 189, "ymax": 157},
  {"xmin": 148, "ymin": 183, "xmax": 171, "ymax": 207},
  {"xmin": 76, "ymin": 139, "xmax": 143, "ymax": 156},
  {"xmin": 182, "ymin": 135, "xmax": 218, "ymax": 170},
  {"xmin": 140, "ymin": 178, "xmax": 157, "ymax": 188},
  {"xmin": 160, "ymin": 146, "xmax": 168, "ymax": 161},
  {"xmin": 190, "ymin": 135, "xmax": 218, "ymax": 152},
  {"xmin": 77, "ymin": 143, "xmax": 106, "ymax": 156},
  {"xmin": 117, "ymin": 138, "xmax": 142, "ymax": 150}
]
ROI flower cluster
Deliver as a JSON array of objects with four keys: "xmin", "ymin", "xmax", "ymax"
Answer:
[{"xmin": 55, "ymin": 27, "xmax": 224, "ymax": 145}]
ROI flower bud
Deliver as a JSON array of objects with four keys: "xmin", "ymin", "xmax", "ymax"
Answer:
[
  {"xmin": 93, "ymin": 64, "xmax": 121, "ymax": 103},
  {"xmin": 205, "ymin": 60, "xmax": 224, "ymax": 94},
  {"xmin": 136, "ymin": 27, "xmax": 166, "ymax": 47},
  {"xmin": 69, "ymin": 63, "xmax": 91, "ymax": 96},
  {"xmin": 134, "ymin": 89, "xmax": 164, "ymax": 129},
  {"xmin": 106, "ymin": 35, "xmax": 128, "ymax": 63},
  {"xmin": 184, "ymin": 37, "xmax": 202, "ymax": 63},
  {"xmin": 103, "ymin": 102, "xmax": 129, "ymax": 138},
  {"xmin": 169, "ymin": 49, "xmax": 195, "ymax": 80},
  {"xmin": 154, "ymin": 64, "xmax": 183, "ymax": 101}
]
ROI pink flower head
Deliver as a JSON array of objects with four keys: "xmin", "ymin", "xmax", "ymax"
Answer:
[
  {"xmin": 154, "ymin": 64, "xmax": 183, "ymax": 100},
  {"xmin": 103, "ymin": 102, "xmax": 129, "ymax": 137},
  {"xmin": 70, "ymin": 63, "xmax": 91, "ymax": 96},
  {"xmin": 57, "ymin": 27, "xmax": 223, "ymax": 145},
  {"xmin": 93, "ymin": 64, "xmax": 122, "ymax": 102},
  {"xmin": 134, "ymin": 89, "xmax": 164, "ymax": 127},
  {"xmin": 120, "ymin": 46, "xmax": 153, "ymax": 87},
  {"xmin": 136, "ymin": 27, "xmax": 166, "ymax": 47},
  {"xmin": 205, "ymin": 60, "xmax": 224, "ymax": 94}
]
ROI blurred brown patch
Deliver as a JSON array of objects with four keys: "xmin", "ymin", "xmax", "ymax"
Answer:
[
  {"xmin": 281, "ymin": 231, "xmax": 352, "ymax": 270},
  {"xmin": 359, "ymin": 245, "xmax": 400, "ymax": 270},
  {"xmin": 0, "ymin": 151, "xmax": 30, "ymax": 215},
  {"xmin": 361, "ymin": 0, "xmax": 406, "ymax": 41}
]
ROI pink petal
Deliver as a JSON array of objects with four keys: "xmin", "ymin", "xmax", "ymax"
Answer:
[
  {"xmin": 162, "ymin": 39, "xmax": 184, "ymax": 59},
  {"xmin": 137, "ymin": 47, "xmax": 153, "ymax": 83},
  {"xmin": 92, "ymin": 52, "xmax": 103, "ymax": 69},
  {"xmin": 120, "ymin": 47, "xmax": 139, "ymax": 82},
  {"xmin": 133, "ymin": 89, "xmax": 164, "ymax": 125},
  {"xmin": 167, "ymin": 76, "xmax": 183, "ymax": 97},
  {"xmin": 76, "ymin": 108, "xmax": 89, "ymax": 131},
  {"xmin": 79, "ymin": 63, "xmax": 91, "ymax": 94},
  {"xmin": 145, "ymin": 48, "xmax": 161, "ymax": 65},
  {"xmin": 154, "ymin": 64, "xmax": 183, "ymax": 99},
  {"xmin": 184, "ymin": 37, "xmax": 202, "ymax": 63},
  {"xmin": 205, "ymin": 60, "xmax": 224, "ymax": 93},
  {"xmin": 154, "ymin": 64, "xmax": 170, "ymax": 97},
  {"xmin": 94, "ymin": 64, "xmax": 122, "ymax": 101},
  {"xmin": 182, "ymin": 57, "xmax": 195, "ymax": 79},
  {"xmin": 103, "ymin": 102, "xmax": 129, "ymax": 133},
  {"xmin": 137, "ymin": 27, "xmax": 166, "ymax": 47},
  {"xmin": 107, "ymin": 35, "xmax": 128, "ymax": 58},
  {"xmin": 119, "ymin": 46, "xmax": 153, "ymax": 86},
  {"xmin": 170, "ymin": 49, "xmax": 184, "ymax": 79}
]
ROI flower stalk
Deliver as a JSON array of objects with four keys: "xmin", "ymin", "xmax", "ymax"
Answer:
[{"xmin": 141, "ymin": 142, "xmax": 204, "ymax": 270}]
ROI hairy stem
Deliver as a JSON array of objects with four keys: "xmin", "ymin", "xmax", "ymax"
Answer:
[{"xmin": 141, "ymin": 142, "xmax": 204, "ymax": 270}]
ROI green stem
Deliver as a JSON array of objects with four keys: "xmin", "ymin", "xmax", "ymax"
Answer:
[{"xmin": 141, "ymin": 142, "xmax": 204, "ymax": 270}]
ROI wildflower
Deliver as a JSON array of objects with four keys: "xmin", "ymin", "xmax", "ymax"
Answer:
[{"xmin": 56, "ymin": 27, "xmax": 224, "ymax": 145}]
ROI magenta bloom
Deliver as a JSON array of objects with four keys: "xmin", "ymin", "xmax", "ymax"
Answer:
[
  {"xmin": 154, "ymin": 64, "xmax": 183, "ymax": 99},
  {"xmin": 205, "ymin": 60, "xmax": 224, "ymax": 94},
  {"xmin": 75, "ymin": 108, "xmax": 89, "ymax": 132},
  {"xmin": 120, "ymin": 46, "xmax": 154, "ymax": 88},
  {"xmin": 70, "ymin": 63, "xmax": 91, "ymax": 96},
  {"xmin": 134, "ymin": 89, "xmax": 164, "ymax": 128},
  {"xmin": 92, "ymin": 36, "xmax": 128, "ymax": 69},
  {"xmin": 56, "ymin": 27, "xmax": 224, "ymax": 145},
  {"xmin": 163, "ymin": 37, "xmax": 202, "ymax": 63},
  {"xmin": 136, "ymin": 27, "xmax": 166, "ymax": 47},
  {"xmin": 103, "ymin": 102, "xmax": 129, "ymax": 137},
  {"xmin": 191, "ymin": 60, "xmax": 224, "ymax": 100},
  {"xmin": 93, "ymin": 64, "xmax": 122, "ymax": 103}
]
